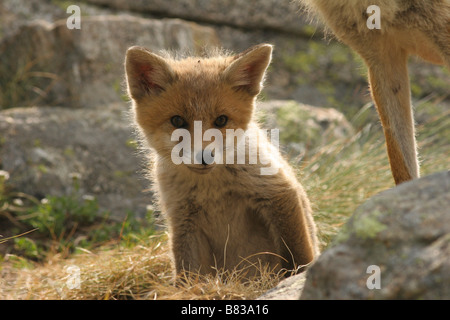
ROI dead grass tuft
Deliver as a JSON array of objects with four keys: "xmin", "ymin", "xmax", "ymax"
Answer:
[{"xmin": 1, "ymin": 233, "xmax": 282, "ymax": 300}]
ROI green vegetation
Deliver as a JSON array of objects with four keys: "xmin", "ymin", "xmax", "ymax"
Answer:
[
  {"xmin": 301, "ymin": 99, "xmax": 449, "ymax": 247},
  {"xmin": 0, "ymin": 174, "xmax": 155, "ymax": 262},
  {"xmin": 276, "ymin": 101, "xmax": 323, "ymax": 148},
  {"xmin": 0, "ymin": 54, "xmax": 58, "ymax": 109},
  {"xmin": 282, "ymin": 40, "xmax": 368, "ymax": 119}
]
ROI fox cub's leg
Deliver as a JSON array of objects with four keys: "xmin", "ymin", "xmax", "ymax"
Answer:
[
  {"xmin": 169, "ymin": 218, "xmax": 214, "ymax": 277},
  {"xmin": 259, "ymin": 187, "xmax": 317, "ymax": 271}
]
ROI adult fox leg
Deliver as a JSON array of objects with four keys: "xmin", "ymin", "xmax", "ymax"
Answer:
[{"xmin": 363, "ymin": 41, "xmax": 419, "ymax": 184}]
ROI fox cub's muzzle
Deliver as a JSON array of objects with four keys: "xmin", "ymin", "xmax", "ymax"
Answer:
[{"xmin": 186, "ymin": 149, "xmax": 215, "ymax": 174}]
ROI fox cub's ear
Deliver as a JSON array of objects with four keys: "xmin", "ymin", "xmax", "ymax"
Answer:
[
  {"xmin": 125, "ymin": 46, "xmax": 175, "ymax": 100},
  {"xmin": 223, "ymin": 44, "xmax": 272, "ymax": 96}
]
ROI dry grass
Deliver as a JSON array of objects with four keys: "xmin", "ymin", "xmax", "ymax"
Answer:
[
  {"xmin": 0, "ymin": 233, "xmax": 280, "ymax": 300},
  {"xmin": 301, "ymin": 100, "xmax": 449, "ymax": 247},
  {"xmin": 1, "ymin": 99, "xmax": 448, "ymax": 300}
]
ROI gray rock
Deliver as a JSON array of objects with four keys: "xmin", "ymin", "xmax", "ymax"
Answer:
[
  {"xmin": 300, "ymin": 171, "xmax": 450, "ymax": 299},
  {"xmin": 258, "ymin": 273, "xmax": 306, "ymax": 300},
  {"xmin": 256, "ymin": 100, "xmax": 354, "ymax": 157},
  {"xmin": 0, "ymin": 15, "xmax": 219, "ymax": 109},
  {"xmin": 257, "ymin": 171, "xmax": 450, "ymax": 299},
  {"xmin": 84, "ymin": 0, "xmax": 312, "ymax": 35},
  {"xmin": 0, "ymin": 104, "xmax": 151, "ymax": 220},
  {"xmin": 2, "ymin": 1, "xmax": 447, "ymax": 115}
]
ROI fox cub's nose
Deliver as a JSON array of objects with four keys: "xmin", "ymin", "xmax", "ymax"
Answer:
[{"xmin": 195, "ymin": 149, "xmax": 214, "ymax": 166}]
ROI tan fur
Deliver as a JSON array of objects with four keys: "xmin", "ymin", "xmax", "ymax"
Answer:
[
  {"xmin": 299, "ymin": 0, "xmax": 450, "ymax": 184},
  {"xmin": 125, "ymin": 44, "xmax": 319, "ymax": 278}
]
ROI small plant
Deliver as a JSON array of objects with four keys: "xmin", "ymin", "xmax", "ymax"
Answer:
[
  {"xmin": 27, "ymin": 194, "xmax": 98, "ymax": 239},
  {"xmin": 1, "ymin": 172, "xmax": 155, "ymax": 261},
  {"xmin": 14, "ymin": 237, "xmax": 40, "ymax": 259}
]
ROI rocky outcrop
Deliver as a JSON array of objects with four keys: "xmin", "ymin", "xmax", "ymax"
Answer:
[
  {"xmin": 0, "ymin": 16, "xmax": 219, "ymax": 109},
  {"xmin": 81, "ymin": 0, "xmax": 450, "ymax": 111},
  {"xmin": 2, "ymin": 0, "xmax": 448, "ymax": 111},
  {"xmin": 258, "ymin": 273, "xmax": 307, "ymax": 300},
  {"xmin": 257, "ymin": 100, "xmax": 354, "ymax": 156},
  {"xmin": 299, "ymin": 170, "xmax": 450, "ymax": 299},
  {"xmin": 258, "ymin": 171, "xmax": 450, "ymax": 299},
  {"xmin": 84, "ymin": 0, "xmax": 311, "ymax": 35},
  {"xmin": 0, "ymin": 104, "xmax": 150, "ymax": 220}
]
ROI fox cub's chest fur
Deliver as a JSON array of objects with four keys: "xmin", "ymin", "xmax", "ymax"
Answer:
[
  {"xmin": 125, "ymin": 43, "xmax": 319, "ymax": 278},
  {"xmin": 158, "ymin": 164, "xmax": 284, "ymax": 274}
]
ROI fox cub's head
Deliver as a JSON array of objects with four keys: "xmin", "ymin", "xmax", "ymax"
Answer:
[{"xmin": 125, "ymin": 44, "xmax": 272, "ymax": 174}]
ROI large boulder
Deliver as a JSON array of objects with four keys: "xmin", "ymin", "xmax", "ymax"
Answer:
[
  {"xmin": 83, "ymin": 0, "xmax": 450, "ymax": 111},
  {"xmin": 300, "ymin": 170, "xmax": 450, "ymax": 299},
  {"xmin": 257, "ymin": 171, "xmax": 450, "ymax": 299},
  {"xmin": 0, "ymin": 104, "xmax": 150, "ymax": 220},
  {"xmin": 256, "ymin": 100, "xmax": 354, "ymax": 156},
  {"xmin": 2, "ymin": 1, "xmax": 448, "ymax": 114},
  {"xmin": 0, "ymin": 15, "xmax": 219, "ymax": 109},
  {"xmin": 258, "ymin": 273, "xmax": 307, "ymax": 300},
  {"xmin": 84, "ymin": 0, "xmax": 311, "ymax": 35}
]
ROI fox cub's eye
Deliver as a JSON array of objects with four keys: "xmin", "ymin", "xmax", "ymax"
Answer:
[
  {"xmin": 214, "ymin": 115, "xmax": 228, "ymax": 128},
  {"xmin": 171, "ymin": 115, "xmax": 186, "ymax": 128}
]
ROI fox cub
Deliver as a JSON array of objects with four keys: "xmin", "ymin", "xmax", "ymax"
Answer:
[{"xmin": 125, "ymin": 44, "xmax": 319, "ymax": 278}]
